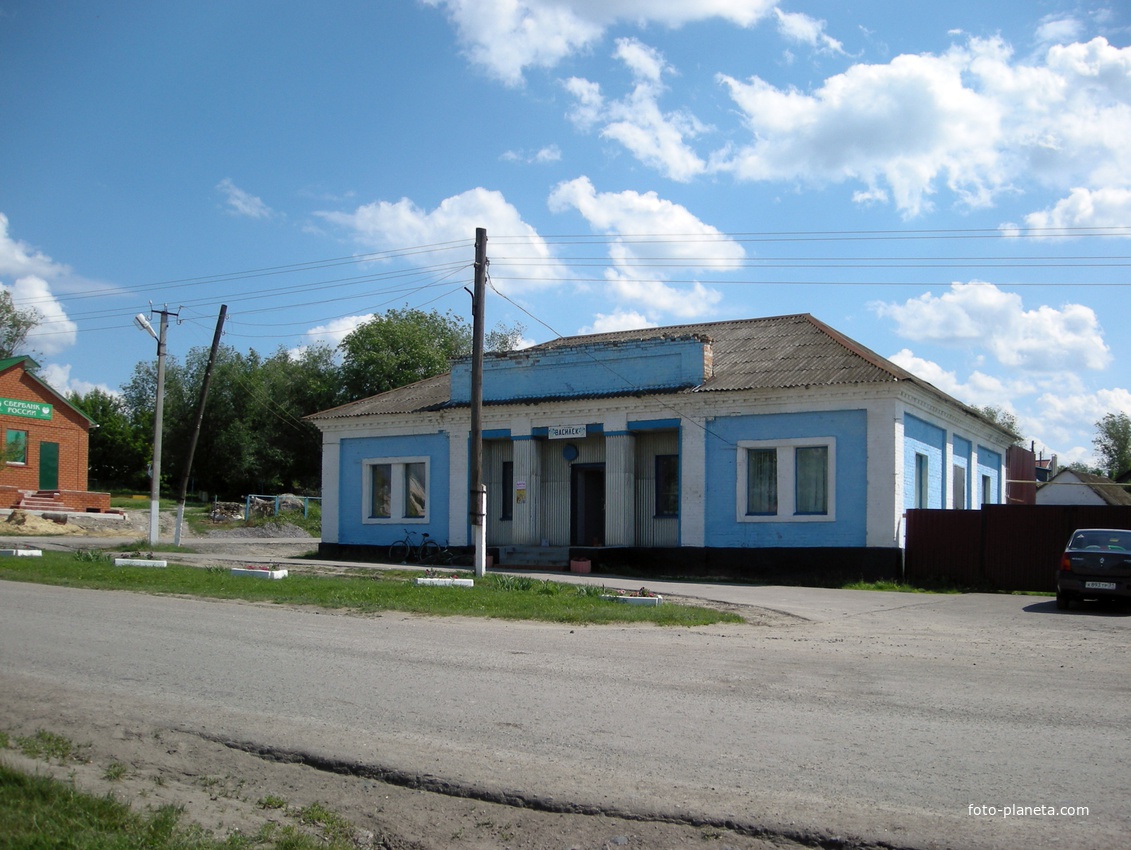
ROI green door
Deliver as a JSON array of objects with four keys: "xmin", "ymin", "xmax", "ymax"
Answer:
[{"xmin": 38, "ymin": 441, "xmax": 59, "ymax": 490}]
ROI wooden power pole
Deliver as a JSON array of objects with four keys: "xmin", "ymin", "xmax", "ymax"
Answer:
[{"xmin": 470, "ymin": 227, "xmax": 487, "ymax": 576}]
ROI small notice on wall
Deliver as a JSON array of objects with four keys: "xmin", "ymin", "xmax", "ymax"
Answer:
[
  {"xmin": 548, "ymin": 424, "xmax": 586, "ymax": 439},
  {"xmin": 0, "ymin": 398, "xmax": 52, "ymax": 420}
]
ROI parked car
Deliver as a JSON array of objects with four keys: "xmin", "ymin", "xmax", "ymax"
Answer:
[{"xmin": 1056, "ymin": 528, "xmax": 1131, "ymax": 610}]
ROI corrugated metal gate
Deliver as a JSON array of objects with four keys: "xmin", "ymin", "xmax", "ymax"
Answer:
[{"xmin": 905, "ymin": 505, "xmax": 1131, "ymax": 591}]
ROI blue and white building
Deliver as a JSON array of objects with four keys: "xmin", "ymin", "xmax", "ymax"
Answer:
[{"xmin": 309, "ymin": 314, "xmax": 1015, "ymax": 577}]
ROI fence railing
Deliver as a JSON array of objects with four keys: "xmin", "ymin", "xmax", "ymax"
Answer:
[{"xmin": 244, "ymin": 494, "xmax": 321, "ymax": 520}]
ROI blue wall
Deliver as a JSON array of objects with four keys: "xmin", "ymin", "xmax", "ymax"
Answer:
[
  {"xmin": 952, "ymin": 435, "xmax": 972, "ymax": 509},
  {"xmin": 904, "ymin": 415, "xmax": 946, "ymax": 510},
  {"xmin": 338, "ymin": 432, "xmax": 450, "ymax": 547},
  {"xmin": 451, "ymin": 337, "xmax": 708, "ymax": 402},
  {"xmin": 704, "ymin": 409, "xmax": 868, "ymax": 547},
  {"xmin": 977, "ymin": 445, "xmax": 1002, "ymax": 504}
]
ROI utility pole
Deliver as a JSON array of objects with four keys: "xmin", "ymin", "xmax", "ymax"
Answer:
[
  {"xmin": 470, "ymin": 227, "xmax": 487, "ymax": 577},
  {"xmin": 174, "ymin": 305, "xmax": 227, "ymax": 546},
  {"xmin": 133, "ymin": 305, "xmax": 179, "ymax": 547}
]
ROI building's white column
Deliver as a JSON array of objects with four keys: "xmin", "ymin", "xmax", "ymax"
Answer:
[
  {"xmin": 681, "ymin": 417, "xmax": 706, "ymax": 547},
  {"xmin": 866, "ymin": 401, "xmax": 904, "ymax": 548},
  {"xmin": 512, "ymin": 436, "xmax": 542, "ymax": 545},
  {"xmin": 320, "ymin": 434, "xmax": 341, "ymax": 544},
  {"xmin": 448, "ymin": 429, "xmax": 469, "ymax": 546},
  {"xmin": 604, "ymin": 432, "xmax": 636, "ymax": 547}
]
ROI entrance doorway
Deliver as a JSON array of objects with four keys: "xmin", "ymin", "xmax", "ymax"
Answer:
[
  {"xmin": 570, "ymin": 463, "xmax": 605, "ymax": 546},
  {"xmin": 38, "ymin": 441, "xmax": 59, "ymax": 490}
]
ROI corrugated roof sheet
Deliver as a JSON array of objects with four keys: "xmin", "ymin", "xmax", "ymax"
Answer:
[{"xmin": 307, "ymin": 313, "xmax": 944, "ymax": 421}]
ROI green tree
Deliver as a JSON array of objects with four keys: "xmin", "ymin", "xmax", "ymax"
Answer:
[
  {"xmin": 120, "ymin": 356, "xmax": 189, "ymax": 494},
  {"xmin": 338, "ymin": 307, "xmax": 526, "ymax": 402},
  {"xmin": 135, "ymin": 343, "xmax": 342, "ymax": 499},
  {"xmin": 0, "ymin": 290, "xmax": 41, "ymax": 359},
  {"xmin": 68, "ymin": 388, "xmax": 149, "ymax": 490},
  {"xmin": 338, "ymin": 308, "xmax": 471, "ymax": 401},
  {"xmin": 976, "ymin": 405, "xmax": 1023, "ymax": 444},
  {"xmin": 1093, "ymin": 412, "xmax": 1131, "ymax": 478}
]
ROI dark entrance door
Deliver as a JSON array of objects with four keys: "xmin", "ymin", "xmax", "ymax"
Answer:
[
  {"xmin": 39, "ymin": 441, "xmax": 59, "ymax": 490},
  {"xmin": 570, "ymin": 463, "xmax": 605, "ymax": 546}
]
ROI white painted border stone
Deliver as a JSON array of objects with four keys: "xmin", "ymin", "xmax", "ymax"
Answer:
[
  {"xmin": 114, "ymin": 558, "xmax": 167, "ymax": 568},
  {"xmin": 600, "ymin": 594, "xmax": 663, "ymax": 606},
  {"xmin": 415, "ymin": 577, "xmax": 474, "ymax": 587},
  {"xmin": 230, "ymin": 567, "xmax": 288, "ymax": 579},
  {"xmin": 0, "ymin": 548, "xmax": 42, "ymax": 557}
]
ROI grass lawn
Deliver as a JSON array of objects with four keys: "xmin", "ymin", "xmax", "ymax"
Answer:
[
  {"xmin": 0, "ymin": 551, "xmax": 743, "ymax": 627},
  {"xmin": 0, "ymin": 760, "xmax": 358, "ymax": 850}
]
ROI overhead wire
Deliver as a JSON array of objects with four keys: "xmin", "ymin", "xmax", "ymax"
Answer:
[{"xmin": 19, "ymin": 225, "xmax": 1131, "ymax": 346}]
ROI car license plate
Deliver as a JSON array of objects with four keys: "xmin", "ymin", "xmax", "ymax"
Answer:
[{"xmin": 1085, "ymin": 581, "xmax": 1118, "ymax": 590}]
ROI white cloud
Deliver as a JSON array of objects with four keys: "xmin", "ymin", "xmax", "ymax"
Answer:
[
  {"xmin": 715, "ymin": 35, "xmax": 1131, "ymax": 219},
  {"xmin": 716, "ymin": 43, "xmax": 1001, "ymax": 216},
  {"xmin": 500, "ymin": 144, "xmax": 562, "ymax": 164},
  {"xmin": 567, "ymin": 39, "xmax": 708, "ymax": 182},
  {"xmin": 888, "ymin": 348, "xmax": 1030, "ymax": 408},
  {"xmin": 0, "ymin": 215, "xmax": 78, "ymax": 357},
  {"xmin": 318, "ymin": 187, "xmax": 567, "ymax": 294},
  {"xmin": 1022, "ymin": 186, "xmax": 1131, "ymax": 231},
  {"xmin": 1035, "ymin": 16, "xmax": 1083, "ymax": 49},
  {"xmin": 294, "ymin": 314, "xmax": 375, "ymax": 356},
  {"xmin": 0, "ymin": 213, "xmax": 68, "ymax": 280},
  {"xmin": 548, "ymin": 175, "xmax": 739, "ymax": 318},
  {"xmin": 578, "ymin": 309, "xmax": 657, "ymax": 335},
  {"xmin": 423, "ymin": 0, "xmax": 779, "ymax": 85},
  {"xmin": 6, "ymin": 276, "xmax": 78, "ymax": 356},
  {"xmin": 773, "ymin": 9, "xmax": 844, "ymax": 54},
  {"xmin": 37, "ymin": 362, "xmax": 112, "ymax": 398},
  {"xmin": 217, "ymin": 178, "xmax": 274, "ymax": 219},
  {"xmin": 873, "ymin": 281, "xmax": 1111, "ymax": 373},
  {"xmin": 1031, "ymin": 386, "xmax": 1131, "ymax": 463}
]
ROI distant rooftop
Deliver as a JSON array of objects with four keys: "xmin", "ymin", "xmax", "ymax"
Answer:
[{"xmin": 308, "ymin": 313, "xmax": 985, "ymax": 424}]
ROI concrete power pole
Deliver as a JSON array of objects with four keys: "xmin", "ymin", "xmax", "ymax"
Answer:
[
  {"xmin": 470, "ymin": 227, "xmax": 487, "ymax": 577},
  {"xmin": 173, "ymin": 304, "xmax": 227, "ymax": 546}
]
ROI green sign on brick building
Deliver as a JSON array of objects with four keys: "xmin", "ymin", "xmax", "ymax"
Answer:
[{"xmin": 0, "ymin": 397, "xmax": 53, "ymax": 420}]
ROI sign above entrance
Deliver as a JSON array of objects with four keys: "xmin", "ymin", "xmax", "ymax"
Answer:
[
  {"xmin": 548, "ymin": 424, "xmax": 586, "ymax": 440},
  {"xmin": 0, "ymin": 398, "xmax": 52, "ymax": 421}
]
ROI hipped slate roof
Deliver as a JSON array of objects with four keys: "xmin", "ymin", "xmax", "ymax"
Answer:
[
  {"xmin": 308, "ymin": 313, "xmax": 975, "ymax": 422},
  {"xmin": 1042, "ymin": 469, "xmax": 1131, "ymax": 506}
]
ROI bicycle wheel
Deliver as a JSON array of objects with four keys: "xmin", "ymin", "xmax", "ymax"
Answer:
[
  {"xmin": 419, "ymin": 539, "xmax": 441, "ymax": 564},
  {"xmin": 389, "ymin": 540, "xmax": 410, "ymax": 563}
]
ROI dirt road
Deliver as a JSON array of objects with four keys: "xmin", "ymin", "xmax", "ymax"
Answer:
[{"xmin": 3, "ymin": 517, "xmax": 1129, "ymax": 849}]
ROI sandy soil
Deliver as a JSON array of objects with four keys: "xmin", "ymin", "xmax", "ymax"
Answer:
[
  {"xmin": 1, "ymin": 512, "xmax": 798, "ymax": 850},
  {"xmin": 2, "ymin": 686, "xmax": 791, "ymax": 850}
]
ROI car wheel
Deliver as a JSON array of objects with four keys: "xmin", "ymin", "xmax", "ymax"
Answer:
[{"xmin": 1055, "ymin": 590, "xmax": 1071, "ymax": 611}]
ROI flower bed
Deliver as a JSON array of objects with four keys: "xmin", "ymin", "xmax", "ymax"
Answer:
[
  {"xmin": 230, "ymin": 565, "xmax": 288, "ymax": 579},
  {"xmin": 114, "ymin": 557, "xmax": 167, "ymax": 568},
  {"xmin": 600, "ymin": 586, "xmax": 663, "ymax": 606}
]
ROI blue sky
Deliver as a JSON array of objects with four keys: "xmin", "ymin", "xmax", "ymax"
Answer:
[{"xmin": 1, "ymin": 1, "xmax": 1129, "ymax": 466}]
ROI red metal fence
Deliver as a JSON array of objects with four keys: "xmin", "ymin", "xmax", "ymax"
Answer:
[{"xmin": 905, "ymin": 505, "xmax": 1131, "ymax": 592}]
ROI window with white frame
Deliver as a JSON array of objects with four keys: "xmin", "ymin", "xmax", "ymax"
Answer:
[
  {"xmin": 363, "ymin": 457, "xmax": 428, "ymax": 523},
  {"xmin": 915, "ymin": 453, "xmax": 929, "ymax": 509},
  {"xmin": 736, "ymin": 438, "xmax": 835, "ymax": 522}
]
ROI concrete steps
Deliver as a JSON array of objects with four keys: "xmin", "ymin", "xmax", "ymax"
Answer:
[
  {"xmin": 16, "ymin": 491, "xmax": 66, "ymax": 512},
  {"xmin": 497, "ymin": 545, "xmax": 571, "ymax": 569}
]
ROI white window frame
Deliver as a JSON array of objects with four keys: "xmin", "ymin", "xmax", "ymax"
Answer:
[
  {"xmin": 362, "ymin": 456, "xmax": 430, "ymax": 524},
  {"xmin": 736, "ymin": 438, "xmax": 836, "ymax": 523}
]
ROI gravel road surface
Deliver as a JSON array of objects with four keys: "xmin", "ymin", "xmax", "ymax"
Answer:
[{"xmin": 2, "ymin": 567, "xmax": 1128, "ymax": 850}]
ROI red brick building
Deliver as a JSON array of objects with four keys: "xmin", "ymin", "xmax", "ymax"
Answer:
[{"xmin": 0, "ymin": 356, "xmax": 110, "ymax": 513}]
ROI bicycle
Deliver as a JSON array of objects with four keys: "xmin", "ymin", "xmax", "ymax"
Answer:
[{"xmin": 388, "ymin": 529, "xmax": 441, "ymax": 564}]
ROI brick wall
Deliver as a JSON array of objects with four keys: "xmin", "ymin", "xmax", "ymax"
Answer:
[{"xmin": 0, "ymin": 361, "xmax": 110, "ymax": 512}]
